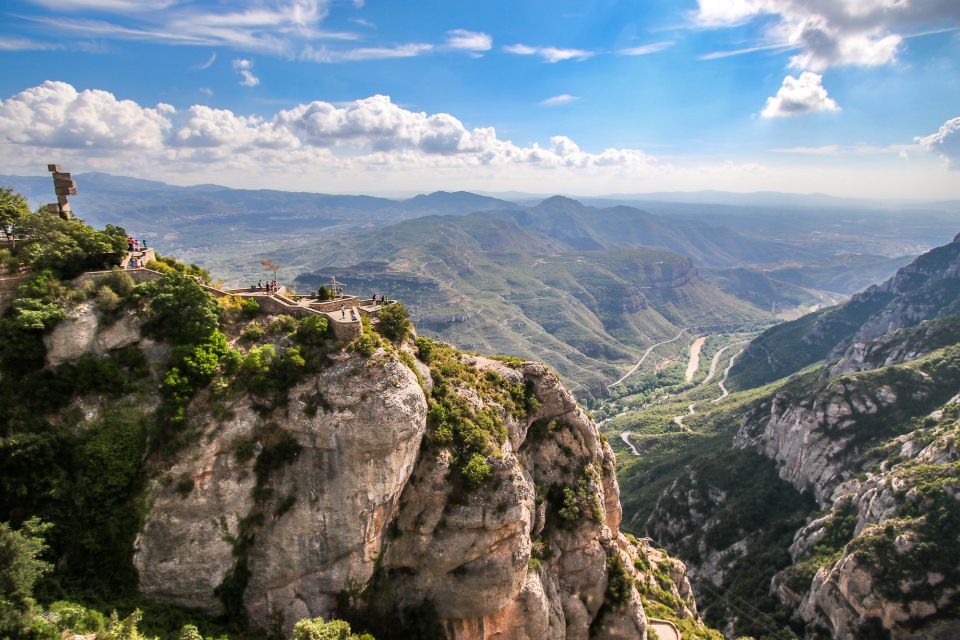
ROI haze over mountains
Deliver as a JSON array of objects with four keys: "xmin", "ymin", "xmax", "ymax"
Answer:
[{"xmin": 3, "ymin": 170, "xmax": 957, "ymax": 393}]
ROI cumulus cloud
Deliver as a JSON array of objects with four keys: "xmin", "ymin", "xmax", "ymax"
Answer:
[
  {"xmin": 694, "ymin": 0, "xmax": 960, "ymax": 70},
  {"xmin": 232, "ymin": 59, "xmax": 260, "ymax": 87},
  {"xmin": 0, "ymin": 80, "xmax": 173, "ymax": 150},
  {"xmin": 503, "ymin": 44, "xmax": 593, "ymax": 63},
  {"xmin": 761, "ymin": 71, "xmax": 839, "ymax": 118},
  {"xmin": 0, "ymin": 81, "xmax": 659, "ymax": 178},
  {"xmin": 917, "ymin": 116, "xmax": 960, "ymax": 169},
  {"xmin": 540, "ymin": 94, "xmax": 580, "ymax": 106},
  {"xmin": 445, "ymin": 29, "xmax": 492, "ymax": 52}
]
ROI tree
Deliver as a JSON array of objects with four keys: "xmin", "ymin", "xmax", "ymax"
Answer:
[
  {"xmin": 0, "ymin": 518, "xmax": 53, "ymax": 637},
  {"xmin": 14, "ymin": 213, "xmax": 127, "ymax": 277},
  {"xmin": 376, "ymin": 302, "xmax": 411, "ymax": 343},
  {"xmin": 137, "ymin": 272, "xmax": 223, "ymax": 345},
  {"xmin": 0, "ymin": 186, "xmax": 30, "ymax": 227},
  {"xmin": 260, "ymin": 258, "xmax": 280, "ymax": 281}
]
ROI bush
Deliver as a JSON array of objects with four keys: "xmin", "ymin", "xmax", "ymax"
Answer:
[
  {"xmin": 96, "ymin": 285, "xmax": 122, "ymax": 313},
  {"xmin": 294, "ymin": 316, "xmax": 330, "ymax": 346},
  {"xmin": 269, "ymin": 315, "xmax": 297, "ymax": 335},
  {"xmin": 376, "ymin": 303, "xmax": 411, "ymax": 343},
  {"xmin": 136, "ymin": 272, "xmax": 223, "ymax": 346},
  {"xmin": 0, "ymin": 518, "xmax": 52, "ymax": 637},
  {"xmin": 240, "ymin": 325, "xmax": 264, "ymax": 344},
  {"xmin": 350, "ymin": 332, "xmax": 380, "ymax": 356},
  {"xmin": 461, "ymin": 454, "xmax": 493, "ymax": 490},
  {"xmin": 604, "ymin": 553, "xmax": 634, "ymax": 608},
  {"xmin": 292, "ymin": 616, "xmax": 374, "ymax": 640},
  {"xmin": 94, "ymin": 269, "xmax": 136, "ymax": 297}
]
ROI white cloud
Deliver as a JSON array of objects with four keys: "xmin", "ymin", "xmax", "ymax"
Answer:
[
  {"xmin": 693, "ymin": 0, "xmax": 960, "ymax": 70},
  {"xmin": 27, "ymin": 0, "xmax": 358, "ymax": 56},
  {"xmin": 199, "ymin": 87, "xmax": 213, "ymax": 96},
  {"xmin": 618, "ymin": 41, "xmax": 675, "ymax": 56},
  {"xmin": 445, "ymin": 29, "xmax": 492, "ymax": 52},
  {"xmin": 6, "ymin": 81, "xmax": 955, "ymax": 199},
  {"xmin": 540, "ymin": 94, "xmax": 580, "ymax": 106},
  {"xmin": 503, "ymin": 44, "xmax": 594, "ymax": 63},
  {"xmin": 917, "ymin": 116, "xmax": 960, "ymax": 169},
  {"xmin": 233, "ymin": 58, "xmax": 260, "ymax": 87},
  {"xmin": 761, "ymin": 71, "xmax": 840, "ymax": 118},
  {"xmin": 192, "ymin": 51, "xmax": 216, "ymax": 70},
  {"xmin": 0, "ymin": 36, "xmax": 59, "ymax": 51},
  {"xmin": 0, "ymin": 81, "xmax": 173, "ymax": 150},
  {"xmin": 301, "ymin": 43, "xmax": 433, "ymax": 62},
  {"xmin": 27, "ymin": 0, "xmax": 179, "ymax": 10},
  {"xmin": 0, "ymin": 81, "xmax": 656, "ymax": 176}
]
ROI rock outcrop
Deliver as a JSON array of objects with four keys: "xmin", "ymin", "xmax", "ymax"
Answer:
[{"xmin": 126, "ymin": 336, "xmax": 698, "ymax": 638}]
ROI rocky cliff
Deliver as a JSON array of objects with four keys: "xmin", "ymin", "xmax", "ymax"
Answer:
[
  {"xmin": 635, "ymin": 233, "xmax": 960, "ymax": 639},
  {"xmin": 5, "ymin": 264, "xmax": 715, "ymax": 640}
]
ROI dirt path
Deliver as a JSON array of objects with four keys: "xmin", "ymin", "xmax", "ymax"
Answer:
[
  {"xmin": 703, "ymin": 342, "xmax": 736, "ymax": 384},
  {"xmin": 607, "ymin": 329, "xmax": 685, "ymax": 390},
  {"xmin": 684, "ymin": 336, "xmax": 707, "ymax": 382},
  {"xmin": 670, "ymin": 339, "xmax": 750, "ymax": 428},
  {"xmin": 713, "ymin": 343, "xmax": 748, "ymax": 402},
  {"xmin": 620, "ymin": 432, "xmax": 641, "ymax": 456},
  {"xmin": 672, "ymin": 402, "xmax": 697, "ymax": 430}
]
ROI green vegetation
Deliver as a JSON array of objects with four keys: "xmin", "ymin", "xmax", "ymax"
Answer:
[
  {"xmin": 7, "ymin": 212, "xmax": 127, "ymax": 278},
  {"xmin": 292, "ymin": 616, "xmax": 374, "ymax": 640},
  {"xmin": 0, "ymin": 186, "xmax": 30, "ymax": 227},
  {"xmin": 0, "ymin": 518, "xmax": 52, "ymax": 637},
  {"xmin": 375, "ymin": 303, "xmax": 410, "ymax": 343},
  {"xmin": 779, "ymin": 503, "xmax": 856, "ymax": 594},
  {"xmin": 415, "ymin": 337, "xmax": 535, "ymax": 491},
  {"xmin": 146, "ymin": 254, "xmax": 211, "ymax": 283},
  {"xmin": 603, "ymin": 553, "xmax": 633, "ymax": 608}
]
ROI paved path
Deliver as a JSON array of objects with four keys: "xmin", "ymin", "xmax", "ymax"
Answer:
[
  {"xmin": 649, "ymin": 618, "xmax": 681, "ymax": 640},
  {"xmin": 607, "ymin": 329, "xmax": 685, "ymax": 390},
  {"xmin": 713, "ymin": 342, "xmax": 748, "ymax": 403},
  {"xmin": 684, "ymin": 336, "xmax": 706, "ymax": 382}
]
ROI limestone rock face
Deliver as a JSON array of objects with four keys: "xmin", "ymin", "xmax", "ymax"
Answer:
[
  {"xmin": 734, "ymin": 376, "xmax": 917, "ymax": 504},
  {"xmin": 135, "ymin": 353, "xmax": 429, "ymax": 629},
  {"xmin": 380, "ymin": 358, "xmax": 647, "ymax": 640},
  {"xmin": 131, "ymin": 346, "xmax": 692, "ymax": 638},
  {"xmin": 43, "ymin": 300, "xmax": 144, "ymax": 366}
]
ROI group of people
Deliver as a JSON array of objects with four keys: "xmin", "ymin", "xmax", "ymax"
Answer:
[
  {"xmin": 254, "ymin": 279, "xmax": 279, "ymax": 293},
  {"xmin": 370, "ymin": 293, "xmax": 387, "ymax": 305},
  {"xmin": 127, "ymin": 237, "xmax": 147, "ymax": 252},
  {"xmin": 127, "ymin": 257, "xmax": 146, "ymax": 269}
]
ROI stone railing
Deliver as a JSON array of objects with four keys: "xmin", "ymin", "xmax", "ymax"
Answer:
[{"xmin": 73, "ymin": 268, "xmax": 363, "ymax": 342}]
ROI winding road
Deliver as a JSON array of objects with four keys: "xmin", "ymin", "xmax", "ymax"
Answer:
[
  {"xmin": 607, "ymin": 329, "xmax": 685, "ymax": 390},
  {"xmin": 670, "ymin": 339, "xmax": 751, "ymax": 430},
  {"xmin": 712, "ymin": 342, "xmax": 748, "ymax": 403}
]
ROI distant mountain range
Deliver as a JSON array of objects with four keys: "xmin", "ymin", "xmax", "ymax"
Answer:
[
  {"xmin": 728, "ymin": 232, "xmax": 960, "ymax": 390},
  {"xmin": 282, "ymin": 197, "xmax": 782, "ymax": 393}
]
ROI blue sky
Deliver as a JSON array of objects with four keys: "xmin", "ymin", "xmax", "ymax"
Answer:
[{"xmin": 1, "ymin": 0, "xmax": 959, "ymax": 198}]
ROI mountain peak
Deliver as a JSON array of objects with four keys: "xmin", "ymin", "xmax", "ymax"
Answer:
[{"xmin": 533, "ymin": 195, "xmax": 586, "ymax": 210}]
